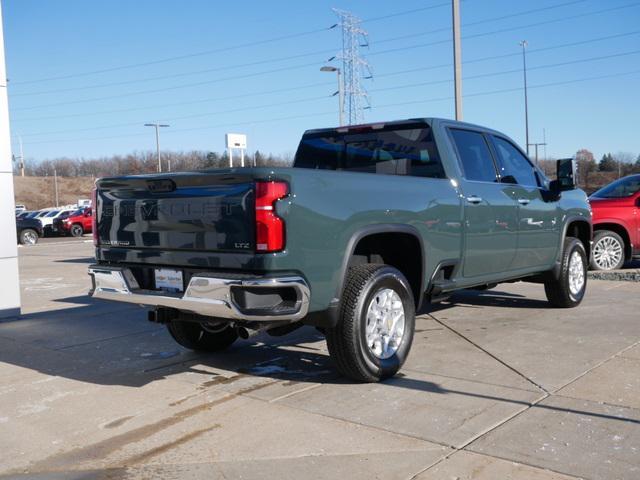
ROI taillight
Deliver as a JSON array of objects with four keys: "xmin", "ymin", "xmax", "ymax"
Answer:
[
  {"xmin": 91, "ymin": 186, "xmax": 98, "ymax": 246},
  {"xmin": 255, "ymin": 181, "xmax": 288, "ymax": 252}
]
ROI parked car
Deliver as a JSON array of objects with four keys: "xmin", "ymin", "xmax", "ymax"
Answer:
[
  {"xmin": 16, "ymin": 217, "xmax": 43, "ymax": 245},
  {"xmin": 40, "ymin": 208, "xmax": 77, "ymax": 236},
  {"xmin": 88, "ymin": 118, "xmax": 591, "ymax": 382},
  {"xmin": 53, "ymin": 207, "xmax": 93, "ymax": 237},
  {"xmin": 589, "ymin": 174, "xmax": 640, "ymax": 270}
]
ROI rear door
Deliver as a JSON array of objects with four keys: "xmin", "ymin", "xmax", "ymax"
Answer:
[
  {"xmin": 448, "ymin": 128, "xmax": 518, "ymax": 278},
  {"xmin": 489, "ymin": 135, "xmax": 559, "ymax": 269}
]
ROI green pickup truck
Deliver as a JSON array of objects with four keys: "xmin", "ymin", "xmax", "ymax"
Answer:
[{"xmin": 88, "ymin": 118, "xmax": 591, "ymax": 382}]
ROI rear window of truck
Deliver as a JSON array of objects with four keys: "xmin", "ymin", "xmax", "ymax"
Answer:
[{"xmin": 294, "ymin": 125, "xmax": 446, "ymax": 179}]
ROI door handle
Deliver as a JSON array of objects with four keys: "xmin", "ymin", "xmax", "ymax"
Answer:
[
  {"xmin": 466, "ymin": 196, "xmax": 483, "ymax": 204},
  {"xmin": 517, "ymin": 198, "xmax": 531, "ymax": 205}
]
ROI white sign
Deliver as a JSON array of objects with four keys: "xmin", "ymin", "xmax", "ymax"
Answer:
[{"xmin": 225, "ymin": 133, "xmax": 247, "ymax": 149}]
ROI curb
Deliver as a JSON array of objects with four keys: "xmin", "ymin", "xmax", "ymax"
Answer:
[{"xmin": 588, "ymin": 269, "xmax": 640, "ymax": 282}]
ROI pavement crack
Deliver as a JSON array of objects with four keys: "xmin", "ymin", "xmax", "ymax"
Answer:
[{"xmin": 427, "ymin": 314, "xmax": 550, "ymax": 394}]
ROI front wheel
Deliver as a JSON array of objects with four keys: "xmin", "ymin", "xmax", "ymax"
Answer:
[
  {"xmin": 544, "ymin": 237, "xmax": 587, "ymax": 308},
  {"xmin": 326, "ymin": 264, "xmax": 415, "ymax": 382},
  {"xmin": 167, "ymin": 320, "xmax": 238, "ymax": 352},
  {"xmin": 590, "ymin": 230, "xmax": 625, "ymax": 271}
]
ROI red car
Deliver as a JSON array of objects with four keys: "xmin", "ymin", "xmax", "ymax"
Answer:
[
  {"xmin": 589, "ymin": 174, "xmax": 640, "ymax": 270},
  {"xmin": 52, "ymin": 207, "xmax": 93, "ymax": 237}
]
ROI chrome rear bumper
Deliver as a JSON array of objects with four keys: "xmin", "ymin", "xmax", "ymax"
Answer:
[{"xmin": 88, "ymin": 265, "xmax": 310, "ymax": 322}]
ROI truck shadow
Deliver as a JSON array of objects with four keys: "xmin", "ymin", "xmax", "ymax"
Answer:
[{"xmin": 1, "ymin": 295, "xmax": 638, "ymax": 427}]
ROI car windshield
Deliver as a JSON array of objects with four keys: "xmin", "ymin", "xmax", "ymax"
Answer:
[
  {"xmin": 591, "ymin": 175, "xmax": 640, "ymax": 198},
  {"xmin": 35, "ymin": 211, "xmax": 49, "ymax": 217},
  {"xmin": 45, "ymin": 210, "xmax": 60, "ymax": 217}
]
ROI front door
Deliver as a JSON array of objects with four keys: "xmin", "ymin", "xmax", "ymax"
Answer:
[
  {"xmin": 489, "ymin": 135, "xmax": 559, "ymax": 269},
  {"xmin": 448, "ymin": 128, "xmax": 518, "ymax": 278}
]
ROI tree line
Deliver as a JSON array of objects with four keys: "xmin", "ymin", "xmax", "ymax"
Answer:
[{"xmin": 14, "ymin": 150, "xmax": 292, "ymax": 178}]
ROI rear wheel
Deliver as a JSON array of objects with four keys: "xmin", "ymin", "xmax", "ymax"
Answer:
[
  {"xmin": 544, "ymin": 237, "xmax": 587, "ymax": 308},
  {"xmin": 19, "ymin": 229, "xmax": 38, "ymax": 245},
  {"xmin": 326, "ymin": 264, "xmax": 415, "ymax": 382},
  {"xmin": 590, "ymin": 230, "xmax": 625, "ymax": 271},
  {"xmin": 70, "ymin": 224, "xmax": 84, "ymax": 237},
  {"xmin": 167, "ymin": 320, "xmax": 238, "ymax": 352}
]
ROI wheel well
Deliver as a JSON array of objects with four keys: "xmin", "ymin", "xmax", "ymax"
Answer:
[
  {"xmin": 593, "ymin": 222, "xmax": 632, "ymax": 260},
  {"xmin": 349, "ymin": 232, "xmax": 423, "ymax": 306},
  {"xmin": 565, "ymin": 221, "xmax": 591, "ymax": 259}
]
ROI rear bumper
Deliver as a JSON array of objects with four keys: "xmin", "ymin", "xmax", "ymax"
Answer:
[{"xmin": 88, "ymin": 265, "xmax": 310, "ymax": 322}]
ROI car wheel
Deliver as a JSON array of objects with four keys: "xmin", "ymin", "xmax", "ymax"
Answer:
[
  {"xmin": 167, "ymin": 320, "xmax": 238, "ymax": 352},
  {"xmin": 19, "ymin": 229, "xmax": 38, "ymax": 245},
  {"xmin": 590, "ymin": 230, "xmax": 625, "ymax": 271},
  {"xmin": 544, "ymin": 237, "xmax": 587, "ymax": 308},
  {"xmin": 70, "ymin": 224, "xmax": 84, "ymax": 237},
  {"xmin": 326, "ymin": 264, "xmax": 415, "ymax": 382}
]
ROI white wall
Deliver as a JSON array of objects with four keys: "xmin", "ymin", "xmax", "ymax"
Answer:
[{"xmin": 0, "ymin": 1, "xmax": 21, "ymax": 319}]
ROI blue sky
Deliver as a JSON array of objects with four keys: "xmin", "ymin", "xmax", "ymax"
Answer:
[{"xmin": 3, "ymin": 0, "xmax": 639, "ymax": 162}]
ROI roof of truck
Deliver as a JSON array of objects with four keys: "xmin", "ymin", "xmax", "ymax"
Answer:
[{"xmin": 302, "ymin": 117, "xmax": 504, "ymax": 136}]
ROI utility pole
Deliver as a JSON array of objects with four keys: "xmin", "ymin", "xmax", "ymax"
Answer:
[
  {"xmin": 144, "ymin": 123, "xmax": 170, "ymax": 173},
  {"xmin": 331, "ymin": 9, "xmax": 372, "ymax": 125},
  {"xmin": 53, "ymin": 168, "xmax": 59, "ymax": 207},
  {"xmin": 452, "ymin": 0, "xmax": 463, "ymax": 120},
  {"xmin": 320, "ymin": 66, "xmax": 344, "ymax": 126},
  {"xmin": 520, "ymin": 40, "xmax": 530, "ymax": 155},
  {"xmin": 17, "ymin": 135, "xmax": 24, "ymax": 177}
]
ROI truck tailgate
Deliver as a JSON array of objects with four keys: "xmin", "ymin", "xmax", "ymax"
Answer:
[{"xmin": 96, "ymin": 174, "xmax": 255, "ymax": 253}]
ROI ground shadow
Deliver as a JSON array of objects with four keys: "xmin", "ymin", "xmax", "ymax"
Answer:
[{"xmin": 54, "ymin": 257, "xmax": 95, "ymax": 264}]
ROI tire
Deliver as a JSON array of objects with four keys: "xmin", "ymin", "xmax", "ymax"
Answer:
[
  {"xmin": 326, "ymin": 264, "xmax": 416, "ymax": 382},
  {"xmin": 70, "ymin": 224, "xmax": 84, "ymax": 237},
  {"xmin": 167, "ymin": 320, "xmax": 238, "ymax": 352},
  {"xmin": 19, "ymin": 229, "xmax": 38, "ymax": 245},
  {"xmin": 544, "ymin": 237, "xmax": 587, "ymax": 308},
  {"xmin": 590, "ymin": 230, "xmax": 625, "ymax": 271}
]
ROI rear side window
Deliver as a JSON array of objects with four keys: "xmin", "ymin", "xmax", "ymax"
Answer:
[
  {"xmin": 294, "ymin": 125, "xmax": 446, "ymax": 179},
  {"xmin": 491, "ymin": 136, "xmax": 538, "ymax": 187},
  {"xmin": 592, "ymin": 175, "xmax": 640, "ymax": 198},
  {"xmin": 449, "ymin": 129, "xmax": 497, "ymax": 182}
]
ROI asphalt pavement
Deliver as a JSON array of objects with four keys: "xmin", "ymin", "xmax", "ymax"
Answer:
[{"xmin": 1, "ymin": 239, "xmax": 638, "ymax": 479}]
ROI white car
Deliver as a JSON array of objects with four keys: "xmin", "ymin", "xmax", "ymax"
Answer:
[{"xmin": 40, "ymin": 209, "xmax": 76, "ymax": 234}]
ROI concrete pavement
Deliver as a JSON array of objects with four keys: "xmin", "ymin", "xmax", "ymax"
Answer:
[{"xmin": 1, "ymin": 239, "xmax": 638, "ymax": 479}]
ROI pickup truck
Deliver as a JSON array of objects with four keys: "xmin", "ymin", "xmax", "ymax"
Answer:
[{"xmin": 88, "ymin": 118, "xmax": 592, "ymax": 382}]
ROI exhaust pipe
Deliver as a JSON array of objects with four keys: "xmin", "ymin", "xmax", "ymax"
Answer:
[{"xmin": 237, "ymin": 325, "xmax": 268, "ymax": 339}]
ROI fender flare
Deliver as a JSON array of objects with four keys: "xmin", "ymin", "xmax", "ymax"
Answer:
[
  {"xmin": 333, "ymin": 223, "xmax": 427, "ymax": 309},
  {"xmin": 552, "ymin": 216, "xmax": 592, "ymax": 279}
]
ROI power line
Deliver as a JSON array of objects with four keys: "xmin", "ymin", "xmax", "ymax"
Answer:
[
  {"xmin": 10, "ymin": 1, "xmax": 638, "ymax": 100},
  {"xmin": 20, "ymin": 68, "xmax": 640, "ymax": 145},
  {"xmin": 15, "ymin": 46, "xmax": 640, "ymax": 135},
  {"xmin": 9, "ymin": 2, "xmax": 450, "ymax": 87}
]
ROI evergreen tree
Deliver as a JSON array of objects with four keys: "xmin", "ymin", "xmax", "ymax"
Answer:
[{"xmin": 599, "ymin": 153, "xmax": 617, "ymax": 172}]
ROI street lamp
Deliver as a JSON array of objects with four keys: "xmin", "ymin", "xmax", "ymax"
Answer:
[
  {"xmin": 519, "ymin": 40, "xmax": 530, "ymax": 155},
  {"xmin": 144, "ymin": 123, "xmax": 170, "ymax": 172},
  {"xmin": 320, "ymin": 66, "xmax": 344, "ymax": 126}
]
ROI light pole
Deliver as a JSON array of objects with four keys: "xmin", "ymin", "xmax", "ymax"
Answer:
[
  {"xmin": 520, "ymin": 40, "xmax": 530, "ymax": 155},
  {"xmin": 144, "ymin": 123, "xmax": 170, "ymax": 172},
  {"xmin": 452, "ymin": 0, "xmax": 463, "ymax": 120},
  {"xmin": 527, "ymin": 142, "xmax": 546, "ymax": 166},
  {"xmin": 320, "ymin": 66, "xmax": 344, "ymax": 126}
]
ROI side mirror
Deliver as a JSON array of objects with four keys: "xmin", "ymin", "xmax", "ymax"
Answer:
[{"xmin": 555, "ymin": 158, "xmax": 577, "ymax": 192}]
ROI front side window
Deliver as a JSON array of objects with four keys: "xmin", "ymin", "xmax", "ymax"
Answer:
[
  {"xmin": 592, "ymin": 175, "xmax": 640, "ymax": 198},
  {"xmin": 491, "ymin": 136, "xmax": 538, "ymax": 187},
  {"xmin": 449, "ymin": 129, "xmax": 498, "ymax": 183}
]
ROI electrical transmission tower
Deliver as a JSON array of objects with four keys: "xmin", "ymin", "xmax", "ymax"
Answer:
[{"xmin": 331, "ymin": 9, "xmax": 372, "ymax": 125}]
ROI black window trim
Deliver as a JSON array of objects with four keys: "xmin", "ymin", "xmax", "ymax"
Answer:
[{"xmin": 446, "ymin": 127, "xmax": 501, "ymax": 185}]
